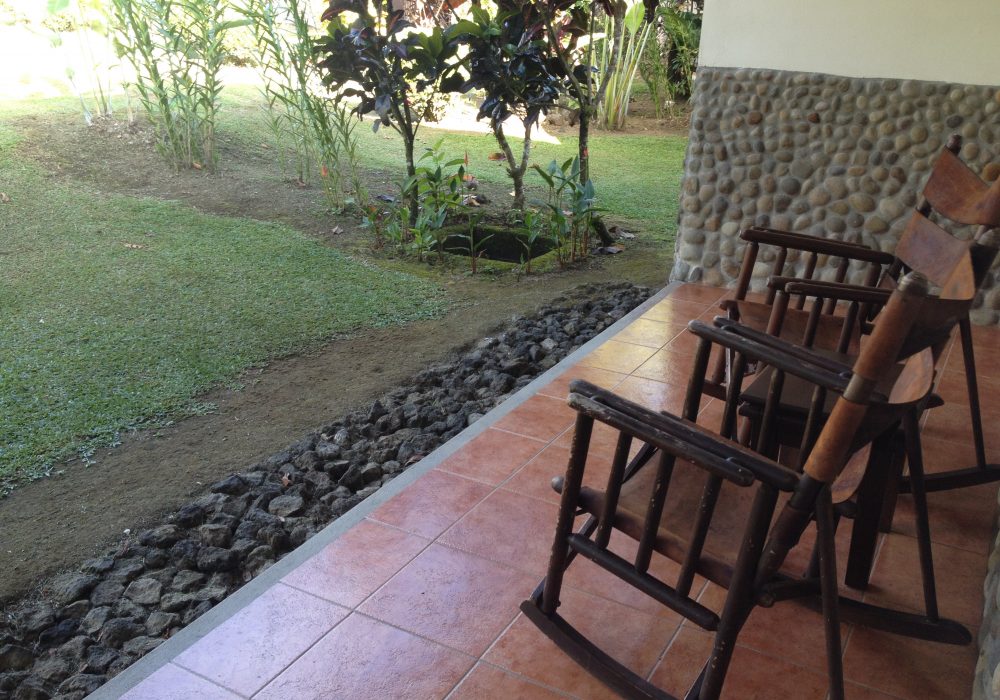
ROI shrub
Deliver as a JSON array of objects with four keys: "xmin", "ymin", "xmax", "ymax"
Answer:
[
  {"xmin": 316, "ymin": 0, "xmax": 461, "ymax": 224},
  {"xmin": 110, "ymin": 0, "xmax": 245, "ymax": 170}
]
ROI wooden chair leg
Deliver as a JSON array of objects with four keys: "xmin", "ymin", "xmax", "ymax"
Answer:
[
  {"xmin": 699, "ymin": 487, "xmax": 779, "ymax": 699},
  {"xmin": 959, "ymin": 316, "xmax": 989, "ymax": 470},
  {"xmin": 845, "ymin": 430, "xmax": 901, "ymax": 589},
  {"xmin": 903, "ymin": 408, "xmax": 940, "ymax": 621},
  {"xmin": 816, "ymin": 486, "xmax": 845, "ymax": 700},
  {"xmin": 912, "ymin": 317, "xmax": 1000, "ymax": 492},
  {"xmin": 541, "ymin": 414, "xmax": 593, "ymax": 615}
]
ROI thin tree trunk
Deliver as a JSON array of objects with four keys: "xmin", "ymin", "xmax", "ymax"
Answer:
[
  {"xmin": 518, "ymin": 117, "xmax": 534, "ymax": 209},
  {"xmin": 493, "ymin": 122, "xmax": 521, "ymax": 209},
  {"xmin": 403, "ymin": 130, "xmax": 418, "ymax": 226}
]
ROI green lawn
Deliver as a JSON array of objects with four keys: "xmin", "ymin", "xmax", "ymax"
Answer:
[
  {"xmin": 0, "ymin": 103, "xmax": 448, "ymax": 487},
  {"xmin": 0, "ymin": 86, "xmax": 686, "ymax": 489}
]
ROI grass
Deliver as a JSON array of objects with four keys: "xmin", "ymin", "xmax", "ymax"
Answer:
[
  {"xmin": 217, "ymin": 85, "xmax": 687, "ymax": 240},
  {"xmin": 0, "ymin": 100, "xmax": 448, "ymax": 487},
  {"xmin": 0, "ymin": 80, "xmax": 686, "ymax": 489}
]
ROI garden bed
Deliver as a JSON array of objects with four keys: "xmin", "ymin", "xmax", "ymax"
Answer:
[
  {"xmin": 438, "ymin": 223, "xmax": 555, "ymax": 264},
  {"xmin": 0, "ymin": 282, "xmax": 651, "ymax": 700}
]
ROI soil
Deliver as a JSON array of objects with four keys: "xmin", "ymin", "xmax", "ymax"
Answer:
[{"xmin": 0, "ymin": 105, "xmax": 685, "ymax": 604}]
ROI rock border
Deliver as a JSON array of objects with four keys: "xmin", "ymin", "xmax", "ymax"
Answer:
[{"xmin": 0, "ymin": 282, "xmax": 652, "ymax": 700}]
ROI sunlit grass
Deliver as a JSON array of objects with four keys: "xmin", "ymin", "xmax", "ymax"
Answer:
[{"xmin": 0, "ymin": 101, "xmax": 448, "ymax": 486}]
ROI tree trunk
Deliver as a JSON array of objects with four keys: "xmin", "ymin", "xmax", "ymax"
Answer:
[
  {"xmin": 493, "ymin": 123, "xmax": 522, "ymax": 210},
  {"xmin": 517, "ymin": 118, "xmax": 534, "ymax": 211},
  {"xmin": 403, "ymin": 129, "xmax": 418, "ymax": 226},
  {"xmin": 578, "ymin": 106, "xmax": 590, "ymax": 185}
]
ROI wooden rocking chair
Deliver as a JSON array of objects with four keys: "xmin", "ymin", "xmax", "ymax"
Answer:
[
  {"xmin": 732, "ymin": 216, "xmax": 999, "ymax": 588},
  {"xmin": 707, "ymin": 135, "xmax": 1000, "ymax": 494},
  {"xmin": 521, "ymin": 273, "xmax": 970, "ymax": 700}
]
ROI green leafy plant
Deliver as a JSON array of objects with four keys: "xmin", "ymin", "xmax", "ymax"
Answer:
[
  {"xmin": 640, "ymin": 2, "xmax": 700, "ymax": 114},
  {"xmin": 450, "ymin": 4, "xmax": 562, "ymax": 210},
  {"xmin": 533, "ymin": 157, "xmax": 598, "ymax": 266},
  {"xmin": 405, "ymin": 140, "xmax": 466, "ymax": 218},
  {"xmin": 316, "ymin": 0, "xmax": 462, "ymax": 224},
  {"xmin": 410, "ymin": 205, "xmax": 448, "ymax": 261},
  {"xmin": 452, "ymin": 213, "xmax": 492, "ymax": 275},
  {"xmin": 519, "ymin": 207, "xmax": 545, "ymax": 274},
  {"xmin": 595, "ymin": 0, "xmax": 651, "ymax": 129},
  {"xmin": 241, "ymin": 0, "xmax": 367, "ymax": 208},
  {"xmin": 110, "ymin": 0, "xmax": 245, "ymax": 170},
  {"xmin": 530, "ymin": 0, "xmax": 653, "ymax": 245}
]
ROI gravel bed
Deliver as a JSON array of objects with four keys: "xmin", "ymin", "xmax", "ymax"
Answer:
[{"xmin": 0, "ymin": 282, "xmax": 653, "ymax": 700}]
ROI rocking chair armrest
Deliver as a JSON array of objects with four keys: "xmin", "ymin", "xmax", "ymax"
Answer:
[
  {"xmin": 741, "ymin": 226, "xmax": 896, "ymax": 265},
  {"xmin": 567, "ymin": 380, "xmax": 800, "ymax": 491},
  {"xmin": 768, "ymin": 277, "xmax": 894, "ymax": 306},
  {"xmin": 688, "ymin": 319, "xmax": 853, "ymax": 392},
  {"xmin": 707, "ymin": 316, "xmax": 855, "ymax": 374}
]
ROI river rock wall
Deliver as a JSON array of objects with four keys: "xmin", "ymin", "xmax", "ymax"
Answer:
[{"xmin": 671, "ymin": 66, "xmax": 1000, "ymax": 324}]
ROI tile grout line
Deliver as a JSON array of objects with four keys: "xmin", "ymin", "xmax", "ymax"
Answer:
[
  {"xmin": 463, "ymin": 612, "xmax": 582, "ymax": 700},
  {"xmin": 161, "ymin": 662, "xmax": 248, "ymax": 700},
  {"xmin": 89, "ymin": 282, "xmax": 682, "ymax": 699},
  {"xmin": 171, "ymin": 580, "xmax": 353, "ymax": 699}
]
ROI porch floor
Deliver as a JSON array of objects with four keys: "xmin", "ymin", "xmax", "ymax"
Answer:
[{"xmin": 113, "ymin": 284, "xmax": 1000, "ymax": 700}]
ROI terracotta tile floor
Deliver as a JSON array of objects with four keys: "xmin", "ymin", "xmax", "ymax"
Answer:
[{"xmin": 118, "ymin": 284, "xmax": 1000, "ymax": 700}]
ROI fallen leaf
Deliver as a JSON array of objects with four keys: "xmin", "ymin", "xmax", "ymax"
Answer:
[
  {"xmin": 124, "ymin": 243, "xmax": 145, "ymax": 249},
  {"xmin": 619, "ymin": 232, "xmax": 636, "ymax": 240},
  {"xmin": 487, "ymin": 152, "xmax": 506, "ymax": 161},
  {"xmin": 0, "ymin": 193, "xmax": 10, "ymax": 203},
  {"xmin": 192, "ymin": 162, "xmax": 203, "ymax": 170},
  {"xmin": 330, "ymin": 225, "xmax": 344, "ymax": 235}
]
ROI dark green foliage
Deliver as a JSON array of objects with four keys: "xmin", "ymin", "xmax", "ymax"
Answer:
[
  {"xmin": 450, "ymin": 4, "xmax": 563, "ymax": 209},
  {"xmin": 639, "ymin": 2, "xmax": 701, "ymax": 114},
  {"xmin": 315, "ymin": 0, "xmax": 461, "ymax": 222}
]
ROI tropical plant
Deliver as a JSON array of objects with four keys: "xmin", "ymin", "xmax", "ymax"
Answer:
[
  {"xmin": 316, "ymin": 0, "xmax": 462, "ymax": 224},
  {"xmin": 240, "ymin": 0, "xmax": 367, "ymax": 208},
  {"xmin": 533, "ymin": 157, "xmax": 598, "ymax": 266},
  {"xmin": 450, "ymin": 4, "xmax": 562, "ymax": 210},
  {"xmin": 519, "ymin": 207, "xmax": 545, "ymax": 274},
  {"xmin": 110, "ymin": 0, "xmax": 245, "ymax": 170},
  {"xmin": 595, "ymin": 0, "xmax": 651, "ymax": 129},
  {"xmin": 531, "ymin": 0, "xmax": 653, "ymax": 246},
  {"xmin": 452, "ymin": 214, "xmax": 492, "ymax": 274},
  {"xmin": 639, "ymin": 1, "xmax": 700, "ymax": 114},
  {"xmin": 405, "ymin": 140, "xmax": 466, "ymax": 219}
]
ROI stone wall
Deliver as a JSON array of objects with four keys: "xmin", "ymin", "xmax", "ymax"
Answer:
[{"xmin": 671, "ymin": 66, "xmax": 1000, "ymax": 324}]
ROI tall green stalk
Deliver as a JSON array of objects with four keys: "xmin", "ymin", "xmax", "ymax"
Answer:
[
  {"xmin": 241, "ymin": 0, "xmax": 366, "ymax": 208},
  {"xmin": 110, "ymin": 0, "xmax": 241, "ymax": 170},
  {"xmin": 47, "ymin": 0, "xmax": 119, "ymax": 125},
  {"xmin": 597, "ymin": 0, "xmax": 651, "ymax": 130}
]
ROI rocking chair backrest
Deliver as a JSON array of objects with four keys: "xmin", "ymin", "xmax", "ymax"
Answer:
[
  {"xmin": 885, "ymin": 137, "xmax": 1000, "ymax": 292},
  {"xmin": 890, "ymin": 220, "xmax": 1000, "ymax": 360},
  {"xmin": 923, "ymin": 144, "xmax": 1000, "ymax": 228}
]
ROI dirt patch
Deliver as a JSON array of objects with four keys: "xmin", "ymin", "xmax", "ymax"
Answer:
[{"xmin": 1, "ymin": 108, "xmax": 676, "ymax": 603}]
